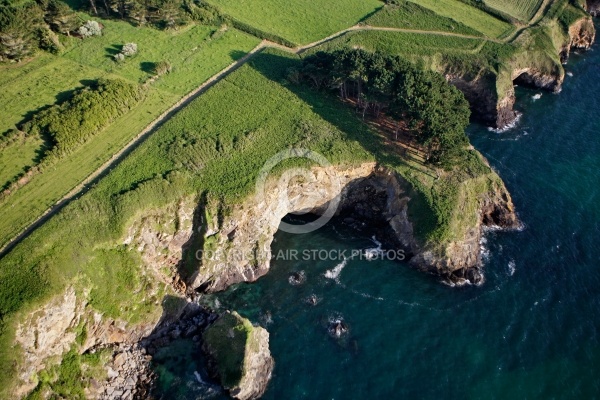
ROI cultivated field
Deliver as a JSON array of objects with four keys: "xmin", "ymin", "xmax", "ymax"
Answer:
[
  {"xmin": 306, "ymin": 30, "xmax": 485, "ymax": 63},
  {"xmin": 405, "ymin": 0, "xmax": 514, "ymax": 38},
  {"xmin": 484, "ymin": 0, "xmax": 544, "ymax": 22},
  {"xmin": 365, "ymin": 1, "xmax": 483, "ymax": 36},
  {"xmin": 205, "ymin": 0, "xmax": 382, "ymax": 45}
]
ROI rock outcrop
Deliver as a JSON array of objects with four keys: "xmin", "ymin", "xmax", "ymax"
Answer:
[
  {"xmin": 190, "ymin": 162, "xmax": 519, "ymax": 291},
  {"xmin": 444, "ymin": 14, "xmax": 595, "ymax": 129},
  {"xmin": 203, "ymin": 311, "xmax": 273, "ymax": 400},
  {"xmin": 587, "ymin": 0, "xmax": 600, "ymax": 16}
]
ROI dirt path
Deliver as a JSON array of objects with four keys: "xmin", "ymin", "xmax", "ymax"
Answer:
[{"xmin": 0, "ymin": 24, "xmax": 501, "ymax": 258}]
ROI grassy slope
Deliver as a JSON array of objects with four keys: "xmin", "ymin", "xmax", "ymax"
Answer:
[
  {"xmin": 0, "ymin": 21, "xmax": 260, "ymax": 249},
  {"xmin": 304, "ymin": 30, "xmax": 487, "ymax": 72},
  {"xmin": 364, "ymin": 1, "xmax": 483, "ymax": 36},
  {"xmin": 205, "ymin": 0, "xmax": 382, "ymax": 45},
  {"xmin": 0, "ymin": 49, "xmax": 503, "ymax": 394},
  {"xmin": 405, "ymin": 0, "xmax": 514, "ymax": 38}
]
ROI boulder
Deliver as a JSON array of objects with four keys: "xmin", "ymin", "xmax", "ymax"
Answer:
[{"xmin": 203, "ymin": 311, "xmax": 273, "ymax": 400}]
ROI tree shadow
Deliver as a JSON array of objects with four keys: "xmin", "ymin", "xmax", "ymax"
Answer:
[
  {"xmin": 140, "ymin": 61, "xmax": 156, "ymax": 75},
  {"xmin": 240, "ymin": 50, "xmax": 439, "ymax": 239},
  {"xmin": 242, "ymin": 50, "xmax": 408, "ymax": 169},
  {"xmin": 105, "ymin": 44, "xmax": 122, "ymax": 59},
  {"xmin": 136, "ymin": 294, "xmax": 223, "ymax": 398}
]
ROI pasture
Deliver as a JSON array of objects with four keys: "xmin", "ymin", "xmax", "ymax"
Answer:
[
  {"xmin": 204, "ymin": 0, "xmax": 382, "ymax": 45},
  {"xmin": 305, "ymin": 30, "xmax": 485, "ymax": 62},
  {"xmin": 365, "ymin": 1, "xmax": 483, "ymax": 36},
  {"xmin": 405, "ymin": 0, "xmax": 514, "ymax": 38},
  {"xmin": 484, "ymin": 0, "xmax": 544, "ymax": 22},
  {"xmin": 0, "ymin": 19, "xmax": 260, "ymax": 249}
]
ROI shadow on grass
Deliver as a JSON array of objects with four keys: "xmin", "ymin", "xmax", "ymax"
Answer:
[
  {"xmin": 140, "ymin": 61, "xmax": 156, "ymax": 75},
  {"xmin": 241, "ymin": 49, "xmax": 438, "ymax": 241},
  {"xmin": 105, "ymin": 44, "xmax": 122, "ymax": 59}
]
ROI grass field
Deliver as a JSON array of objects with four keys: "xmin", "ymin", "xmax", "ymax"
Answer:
[
  {"xmin": 62, "ymin": 19, "xmax": 259, "ymax": 95},
  {"xmin": 405, "ymin": 0, "xmax": 514, "ymax": 38},
  {"xmin": 205, "ymin": 0, "xmax": 382, "ymax": 45},
  {"xmin": 365, "ymin": 1, "xmax": 483, "ymax": 36},
  {"xmin": 484, "ymin": 0, "xmax": 544, "ymax": 22},
  {"xmin": 0, "ymin": 20, "xmax": 260, "ymax": 249},
  {"xmin": 305, "ymin": 30, "xmax": 485, "ymax": 66}
]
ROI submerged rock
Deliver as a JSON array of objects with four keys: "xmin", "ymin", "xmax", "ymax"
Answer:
[
  {"xmin": 304, "ymin": 294, "xmax": 320, "ymax": 306},
  {"xmin": 288, "ymin": 271, "xmax": 306, "ymax": 286},
  {"xmin": 203, "ymin": 311, "xmax": 273, "ymax": 400},
  {"xmin": 327, "ymin": 319, "xmax": 349, "ymax": 339}
]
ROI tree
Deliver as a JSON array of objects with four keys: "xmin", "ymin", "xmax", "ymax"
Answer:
[
  {"xmin": 300, "ymin": 49, "xmax": 472, "ymax": 168},
  {"xmin": 77, "ymin": 20, "xmax": 102, "ymax": 37},
  {"xmin": 43, "ymin": 0, "xmax": 80, "ymax": 35}
]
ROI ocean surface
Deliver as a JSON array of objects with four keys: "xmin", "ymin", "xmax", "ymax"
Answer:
[{"xmin": 153, "ymin": 41, "xmax": 600, "ymax": 399}]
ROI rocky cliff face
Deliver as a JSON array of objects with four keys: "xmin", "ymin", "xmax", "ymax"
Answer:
[
  {"xmin": 445, "ymin": 15, "xmax": 595, "ymax": 129},
  {"xmin": 190, "ymin": 163, "xmax": 519, "ymax": 291},
  {"xmin": 13, "ymin": 287, "xmax": 159, "ymax": 398},
  {"xmin": 587, "ymin": 0, "xmax": 600, "ymax": 16}
]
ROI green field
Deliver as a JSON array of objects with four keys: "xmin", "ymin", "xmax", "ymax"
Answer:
[
  {"xmin": 484, "ymin": 0, "xmax": 544, "ymax": 22},
  {"xmin": 61, "ymin": 19, "xmax": 259, "ymax": 95},
  {"xmin": 0, "ymin": 20, "xmax": 260, "ymax": 249},
  {"xmin": 406, "ymin": 0, "xmax": 514, "ymax": 38},
  {"xmin": 365, "ymin": 1, "xmax": 483, "ymax": 36},
  {"xmin": 305, "ymin": 30, "xmax": 485, "ymax": 65},
  {"xmin": 205, "ymin": 0, "xmax": 382, "ymax": 45}
]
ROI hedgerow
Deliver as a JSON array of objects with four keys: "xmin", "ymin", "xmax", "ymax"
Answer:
[{"xmin": 20, "ymin": 78, "xmax": 143, "ymax": 161}]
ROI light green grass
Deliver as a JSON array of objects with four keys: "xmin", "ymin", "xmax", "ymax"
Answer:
[
  {"xmin": 484, "ymin": 0, "xmax": 543, "ymax": 22},
  {"xmin": 0, "ymin": 20, "xmax": 260, "ymax": 248},
  {"xmin": 305, "ymin": 30, "xmax": 485, "ymax": 68},
  {"xmin": 62, "ymin": 20, "xmax": 260, "ymax": 95},
  {"xmin": 0, "ymin": 55, "xmax": 118, "ymax": 135},
  {"xmin": 0, "ymin": 89, "xmax": 178, "ymax": 249},
  {"xmin": 205, "ymin": 0, "xmax": 382, "ymax": 45},
  {"xmin": 0, "ymin": 137, "xmax": 42, "ymax": 186},
  {"xmin": 406, "ymin": 0, "xmax": 514, "ymax": 38},
  {"xmin": 365, "ymin": 1, "xmax": 483, "ymax": 36}
]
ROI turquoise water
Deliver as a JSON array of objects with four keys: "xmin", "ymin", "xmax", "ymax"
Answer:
[{"xmin": 154, "ymin": 43, "xmax": 600, "ymax": 398}]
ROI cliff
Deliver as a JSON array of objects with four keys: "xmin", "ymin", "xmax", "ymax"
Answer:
[
  {"xmin": 203, "ymin": 311, "xmax": 274, "ymax": 400},
  {"xmin": 587, "ymin": 0, "xmax": 600, "ymax": 16},
  {"xmin": 189, "ymin": 162, "xmax": 519, "ymax": 291},
  {"xmin": 445, "ymin": 13, "xmax": 595, "ymax": 129}
]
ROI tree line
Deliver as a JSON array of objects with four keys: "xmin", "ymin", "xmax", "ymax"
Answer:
[
  {"xmin": 0, "ymin": 0, "xmax": 215, "ymax": 62},
  {"xmin": 295, "ymin": 49, "xmax": 473, "ymax": 169}
]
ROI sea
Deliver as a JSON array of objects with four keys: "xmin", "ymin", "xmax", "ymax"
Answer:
[{"xmin": 151, "ymin": 39, "xmax": 600, "ymax": 399}]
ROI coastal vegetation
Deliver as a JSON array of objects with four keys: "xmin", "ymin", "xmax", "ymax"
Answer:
[
  {"xmin": 484, "ymin": 0, "xmax": 544, "ymax": 22},
  {"xmin": 404, "ymin": 0, "xmax": 515, "ymax": 38},
  {"xmin": 0, "ymin": 8, "xmax": 260, "ymax": 250},
  {"xmin": 0, "ymin": 0, "xmax": 596, "ymax": 397}
]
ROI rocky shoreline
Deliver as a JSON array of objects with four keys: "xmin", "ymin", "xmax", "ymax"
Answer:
[{"xmin": 450, "ymin": 12, "xmax": 596, "ymax": 129}]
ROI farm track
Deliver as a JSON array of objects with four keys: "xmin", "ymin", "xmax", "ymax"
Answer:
[{"xmin": 0, "ymin": 24, "xmax": 502, "ymax": 258}]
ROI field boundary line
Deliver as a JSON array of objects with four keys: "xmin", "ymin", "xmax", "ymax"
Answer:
[{"xmin": 0, "ymin": 41, "xmax": 267, "ymax": 258}]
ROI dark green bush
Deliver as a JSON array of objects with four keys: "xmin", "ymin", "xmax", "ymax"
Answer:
[{"xmin": 20, "ymin": 78, "xmax": 143, "ymax": 160}]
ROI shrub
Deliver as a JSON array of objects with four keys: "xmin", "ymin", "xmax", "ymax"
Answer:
[
  {"xmin": 77, "ymin": 20, "xmax": 102, "ymax": 38},
  {"xmin": 20, "ymin": 78, "xmax": 143, "ymax": 160},
  {"xmin": 113, "ymin": 52, "xmax": 125, "ymax": 62},
  {"xmin": 152, "ymin": 60, "xmax": 172, "ymax": 76},
  {"xmin": 121, "ymin": 42, "xmax": 137, "ymax": 56}
]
